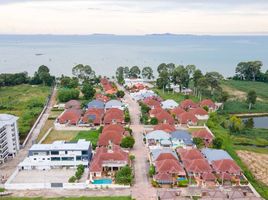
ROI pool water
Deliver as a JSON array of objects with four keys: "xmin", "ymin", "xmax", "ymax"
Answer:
[
  {"xmin": 92, "ymin": 178, "xmax": 112, "ymax": 184},
  {"xmin": 177, "ymin": 177, "xmax": 187, "ymax": 181}
]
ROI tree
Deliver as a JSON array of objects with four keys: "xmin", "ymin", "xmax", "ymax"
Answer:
[
  {"xmin": 156, "ymin": 70, "xmax": 169, "ymax": 90},
  {"xmin": 205, "ymin": 72, "xmax": 223, "ymax": 95},
  {"xmin": 81, "ymin": 82, "xmax": 96, "ymax": 100},
  {"xmin": 123, "ymin": 67, "xmax": 130, "ymax": 78},
  {"xmin": 193, "ymin": 137, "xmax": 205, "ymax": 149},
  {"xmin": 172, "ymin": 65, "xmax": 190, "ymax": 91},
  {"xmin": 218, "ymin": 91, "xmax": 229, "ymax": 109},
  {"xmin": 142, "ymin": 67, "xmax": 154, "ymax": 79},
  {"xmin": 31, "ymin": 65, "xmax": 54, "ymax": 86},
  {"xmin": 116, "ymin": 90, "xmax": 125, "ymax": 98},
  {"xmin": 72, "ymin": 64, "xmax": 95, "ymax": 83},
  {"xmin": 228, "ymin": 115, "xmax": 244, "ymax": 133},
  {"xmin": 149, "ymin": 165, "xmax": 155, "ymax": 177},
  {"xmin": 196, "ymin": 77, "xmax": 209, "ymax": 100},
  {"xmin": 116, "ymin": 66, "xmax": 125, "ymax": 84},
  {"xmin": 68, "ymin": 176, "xmax": 76, "ymax": 183},
  {"xmin": 193, "ymin": 69, "xmax": 203, "ymax": 96},
  {"xmin": 115, "ymin": 166, "xmax": 133, "ymax": 185},
  {"xmin": 129, "ymin": 66, "xmax": 141, "ymax": 78},
  {"xmin": 59, "ymin": 75, "xmax": 79, "ymax": 88},
  {"xmin": 212, "ymin": 137, "xmax": 223, "ymax": 149},
  {"xmin": 150, "ymin": 117, "xmax": 158, "ymax": 125},
  {"xmin": 247, "ymin": 90, "xmax": 257, "ymax": 110},
  {"xmin": 185, "ymin": 64, "xmax": 196, "ymax": 78},
  {"xmin": 121, "ymin": 136, "xmax": 135, "ymax": 148},
  {"xmin": 157, "ymin": 63, "xmax": 168, "ymax": 74},
  {"xmin": 58, "ymin": 88, "xmax": 80, "ymax": 102},
  {"xmin": 235, "ymin": 61, "xmax": 262, "ymax": 81}
]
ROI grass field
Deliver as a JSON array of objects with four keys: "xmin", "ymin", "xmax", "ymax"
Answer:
[
  {"xmin": 2, "ymin": 197, "xmax": 132, "ymax": 200},
  {"xmin": 221, "ymin": 80, "xmax": 268, "ymax": 102},
  {"xmin": 36, "ymin": 120, "xmax": 55, "ymax": 142},
  {"xmin": 153, "ymin": 88, "xmax": 199, "ymax": 103},
  {"xmin": 0, "ymin": 84, "xmax": 50, "ymax": 140},
  {"xmin": 72, "ymin": 129, "xmax": 101, "ymax": 148}
]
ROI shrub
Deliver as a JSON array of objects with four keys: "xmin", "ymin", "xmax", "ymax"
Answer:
[
  {"xmin": 115, "ymin": 166, "xmax": 133, "ymax": 185},
  {"xmin": 57, "ymin": 88, "xmax": 79, "ymax": 102},
  {"xmin": 212, "ymin": 137, "xmax": 223, "ymax": 149},
  {"xmin": 151, "ymin": 180, "xmax": 160, "ymax": 188},
  {"xmin": 150, "ymin": 117, "xmax": 158, "ymax": 125},
  {"xmin": 129, "ymin": 154, "xmax": 135, "ymax": 161},
  {"xmin": 116, "ymin": 90, "xmax": 125, "ymax": 98},
  {"xmin": 193, "ymin": 137, "xmax": 205, "ymax": 149},
  {"xmin": 149, "ymin": 165, "xmax": 155, "ymax": 177},
  {"xmin": 68, "ymin": 176, "xmax": 76, "ymax": 183},
  {"xmin": 178, "ymin": 179, "xmax": 188, "ymax": 187},
  {"xmin": 120, "ymin": 136, "xmax": 135, "ymax": 148}
]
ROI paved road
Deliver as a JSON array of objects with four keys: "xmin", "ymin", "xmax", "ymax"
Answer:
[
  {"xmin": 121, "ymin": 85, "xmax": 157, "ymax": 200},
  {"xmin": 0, "ymin": 87, "xmax": 57, "ymax": 181}
]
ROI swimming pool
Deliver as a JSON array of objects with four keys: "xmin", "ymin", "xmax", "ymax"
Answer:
[
  {"xmin": 177, "ymin": 177, "xmax": 187, "ymax": 181},
  {"xmin": 92, "ymin": 178, "xmax": 112, "ymax": 184}
]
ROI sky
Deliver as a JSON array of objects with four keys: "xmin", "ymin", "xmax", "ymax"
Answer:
[{"xmin": 0, "ymin": 0, "xmax": 268, "ymax": 35}]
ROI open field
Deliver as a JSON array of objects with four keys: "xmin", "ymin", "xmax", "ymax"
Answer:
[
  {"xmin": 153, "ymin": 88, "xmax": 199, "ymax": 103},
  {"xmin": 36, "ymin": 120, "xmax": 54, "ymax": 142},
  {"xmin": 72, "ymin": 130, "xmax": 101, "ymax": 148},
  {"xmin": 2, "ymin": 197, "xmax": 132, "ymax": 200},
  {"xmin": 42, "ymin": 130, "xmax": 79, "ymax": 144},
  {"xmin": 0, "ymin": 84, "xmax": 51, "ymax": 140},
  {"xmin": 221, "ymin": 80, "xmax": 268, "ymax": 102},
  {"xmin": 237, "ymin": 150, "xmax": 268, "ymax": 186}
]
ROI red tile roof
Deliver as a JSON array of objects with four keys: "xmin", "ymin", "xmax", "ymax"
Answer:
[
  {"xmin": 143, "ymin": 98, "xmax": 161, "ymax": 108},
  {"xmin": 153, "ymin": 123, "xmax": 176, "ymax": 133},
  {"xmin": 155, "ymin": 153, "xmax": 177, "ymax": 162},
  {"xmin": 170, "ymin": 107, "xmax": 186, "ymax": 118},
  {"xmin": 211, "ymin": 159, "xmax": 241, "ymax": 175},
  {"xmin": 178, "ymin": 112, "xmax": 198, "ymax": 124},
  {"xmin": 82, "ymin": 108, "xmax": 104, "ymax": 124},
  {"xmin": 192, "ymin": 129, "xmax": 213, "ymax": 140},
  {"xmin": 189, "ymin": 107, "xmax": 208, "ymax": 116},
  {"xmin": 98, "ymin": 130, "xmax": 123, "ymax": 146},
  {"xmin": 103, "ymin": 124, "xmax": 125, "ymax": 133},
  {"xmin": 149, "ymin": 107, "xmax": 164, "ymax": 117},
  {"xmin": 58, "ymin": 108, "xmax": 82, "ymax": 125},
  {"xmin": 184, "ymin": 159, "xmax": 212, "ymax": 174},
  {"xmin": 89, "ymin": 145, "xmax": 129, "ymax": 172},
  {"xmin": 103, "ymin": 108, "xmax": 124, "ymax": 124},
  {"xmin": 154, "ymin": 172, "xmax": 173, "ymax": 182},
  {"xmin": 155, "ymin": 110, "xmax": 175, "ymax": 125},
  {"xmin": 155, "ymin": 159, "xmax": 186, "ymax": 176},
  {"xmin": 65, "ymin": 100, "xmax": 81, "ymax": 109},
  {"xmin": 201, "ymin": 172, "xmax": 217, "ymax": 181},
  {"xmin": 95, "ymin": 94, "xmax": 110, "ymax": 103},
  {"xmin": 177, "ymin": 149, "xmax": 204, "ymax": 161},
  {"xmin": 180, "ymin": 99, "xmax": 198, "ymax": 110},
  {"xmin": 200, "ymin": 99, "xmax": 216, "ymax": 109}
]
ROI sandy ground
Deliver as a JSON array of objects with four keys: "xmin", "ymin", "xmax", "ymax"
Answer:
[
  {"xmin": 222, "ymin": 85, "xmax": 263, "ymax": 101},
  {"xmin": 237, "ymin": 150, "xmax": 268, "ymax": 185}
]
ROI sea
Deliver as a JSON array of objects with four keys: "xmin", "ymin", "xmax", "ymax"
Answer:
[{"xmin": 0, "ymin": 34, "xmax": 268, "ymax": 77}]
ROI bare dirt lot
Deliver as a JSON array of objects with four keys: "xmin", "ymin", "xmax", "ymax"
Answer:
[{"xmin": 237, "ymin": 150, "xmax": 268, "ymax": 185}]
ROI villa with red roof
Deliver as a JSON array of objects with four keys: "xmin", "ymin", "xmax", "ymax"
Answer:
[
  {"xmin": 170, "ymin": 107, "xmax": 185, "ymax": 120},
  {"xmin": 211, "ymin": 159, "xmax": 241, "ymax": 177},
  {"xmin": 143, "ymin": 98, "xmax": 161, "ymax": 109},
  {"xmin": 179, "ymin": 99, "xmax": 198, "ymax": 110},
  {"xmin": 177, "ymin": 149, "xmax": 204, "ymax": 161},
  {"xmin": 57, "ymin": 109, "xmax": 82, "ymax": 125},
  {"xmin": 154, "ymin": 110, "xmax": 175, "ymax": 125},
  {"xmin": 65, "ymin": 100, "xmax": 81, "ymax": 110},
  {"xmin": 199, "ymin": 99, "xmax": 218, "ymax": 112},
  {"xmin": 177, "ymin": 112, "xmax": 198, "ymax": 125},
  {"xmin": 98, "ymin": 130, "xmax": 123, "ymax": 147},
  {"xmin": 183, "ymin": 159, "xmax": 212, "ymax": 176},
  {"xmin": 103, "ymin": 108, "xmax": 124, "ymax": 124},
  {"xmin": 81, "ymin": 108, "xmax": 104, "ymax": 126},
  {"xmin": 95, "ymin": 94, "xmax": 110, "ymax": 103},
  {"xmin": 189, "ymin": 107, "xmax": 209, "ymax": 120},
  {"xmin": 192, "ymin": 129, "xmax": 214, "ymax": 146},
  {"xmin": 89, "ymin": 144, "xmax": 129, "ymax": 180},
  {"xmin": 149, "ymin": 107, "xmax": 164, "ymax": 117}
]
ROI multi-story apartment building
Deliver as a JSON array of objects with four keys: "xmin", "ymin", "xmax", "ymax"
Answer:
[
  {"xmin": 19, "ymin": 139, "xmax": 92, "ymax": 170},
  {"xmin": 0, "ymin": 114, "xmax": 20, "ymax": 164}
]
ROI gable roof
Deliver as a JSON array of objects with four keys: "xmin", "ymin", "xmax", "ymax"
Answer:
[
  {"xmin": 171, "ymin": 130, "xmax": 193, "ymax": 145},
  {"xmin": 155, "ymin": 153, "xmax": 178, "ymax": 162},
  {"xmin": 189, "ymin": 107, "xmax": 208, "ymax": 116},
  {"xmin": 155, "ymin": 159, "xmax": 186, "ymax": 175},
  {"xmin": 155, "ymin": 110, "xmax": 175, "ymax": 125},
  {"xmin": 65, "ymin": 100, "xmax": 81, "ymax": 109},
  {"xmin": 161, "ymin": 99, "xmax": 179, "ymax": 109},
  {"xmin": 153, "ymin": 123, "xmax": 176, "ymax": 133},
  {"xmin": 58, "ymin": 108, "xmax": 82, "ymax": 125},
  {"xmin": 170, "ymin": 107, "xmax": 186, "ymax": 117},
  {"xmin": 178, "ymin": 112, "xmax": 198, "ymax": 124},
  {"xmin": 98, "ymin": 130, "xmax": 123, "ymax": 146},
  {"xmin": 184, "ymin": 158, "xmax": 212, "ymax": 174},
  {"xmin": 200, "ymin": 99, "xmax": 216, "ymax": 108},
  {"xmin": 177, "ymin": 148, "xmax": 204, "ymax": 161},
  {"xmin": 146, "ymin": 130, "xmax": 170, "ymax": 141},
  {"xmin": 87, "ymin": 100, "xmax": 105, "ymax": 109},
  {"xmin": 82, "ymin": 108, "xmax": 104, "ymax": 124},
  {"xmin": 103, "ymin": 124, "xmax": 125, "ymax": 133},
  {"xmin": 95, "ymin": 93, "xmax": 110, "ymax": 103},
  {"xmin": 211, "ymin": 159, "xmax": 241, "ymax": 174},
  {"xmin": 201, "ymin": 148, "xmax": 233, "ymax": 163},
  {"xmin": 192, "ymin": 129, "xmax": 213, "ymax": 140},
  {"xmin": 143, "ymin": 98, "xmax": 161, "ymax": 108},
  {"xmin": 179, "ymin": 99, "xmax": 197, "ymax": 110},
  {"xmin": 105, "ymin": 100, "xmax": 123, "ymax": 109},
  {"xmin": 150, "ymin": 148, "xmax": 178, "ymax": 162}
]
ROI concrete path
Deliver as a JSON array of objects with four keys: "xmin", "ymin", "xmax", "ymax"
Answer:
[
  {"xmin": 121, "ymin": 85, "xmax": 157, "ymax": 200},
  {"xmin": 0, "ymin": 87, "xmax": 57, "ymax": 181}
]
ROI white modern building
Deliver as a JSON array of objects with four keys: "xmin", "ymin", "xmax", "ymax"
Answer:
[
  {"xmin": 18, "ymin": 139, "xmax": 92, "ymax": 170},
  {"xmin": 0, "ymin": 114, "xmax": 20, "ymax": 164}
]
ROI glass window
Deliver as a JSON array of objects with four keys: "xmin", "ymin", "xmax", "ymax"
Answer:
[
  {"xmin": 76, "ymin": 156, "xmax": 82, "ymax": 161},
  {"xmin": 51, "ymin": 151, "xmax": 59, "ymax": 155},
  {"xmin": 61, "ymin": 157, "xmax": 74, "ymax": 161},
  {"xmin": 51, "ymin": 157, "xmax": 60, "ymax": 161}
]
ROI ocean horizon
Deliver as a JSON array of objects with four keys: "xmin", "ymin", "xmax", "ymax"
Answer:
[{"xmin": 0, "ymin": 34, "xmax": 267, "ymax": 77}]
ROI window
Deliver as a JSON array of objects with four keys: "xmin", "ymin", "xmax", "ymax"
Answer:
[
  {"xmin": 42, "ymin": 158, "xmax": 45, "ymax": 160},
  {"xmin": 76, "ymin": 156, "xmax": 82, "ymax": 161},
  {"xmin": 51, "ymin": 157, "xmax": 60, "ymax": 161},
  {"xmin": 61, "ymin": 157, "xmax": 74, "ymax": 161},
  {"xmin": 51, "ymin": 151, "xmax": 59, "ymax": 155},
  {"xmin": 82, "ymin": 150, "xmax": 88, "ymax": 155},
  {"xmin": 65, "ymin": 151, "xmax": 68, "ymax": 154}
]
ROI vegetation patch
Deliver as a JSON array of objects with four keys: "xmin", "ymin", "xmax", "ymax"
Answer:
[{"xmin": 71, "ymin": 129, "xmax": 101, "ymax": 149}]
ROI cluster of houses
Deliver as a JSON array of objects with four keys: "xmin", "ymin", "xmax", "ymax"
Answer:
[
  {"xmin": 100, "ymin": 77, "xmax": 117, "ymax": 95},
  {"xmin": 89, "ymin": 124, "xmax": 130, "ymax": 183},
  {"xmin": 131, "ymin": 88, "xmax": 244, "ymax": 188},
  {"xmin": 57, "ymin": 99, "xmax": 126, "ymax": 127}
]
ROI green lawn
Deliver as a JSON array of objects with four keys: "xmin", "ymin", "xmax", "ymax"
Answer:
[
  {"xmin": 2, "ymin": 197, "xmax": 132, "ymax": 200},
  {"xmin": 221, "ymin": 80, "xmax": 268, "ymax": 102},
  {"xmin": 153, "ymin": 88, "xmax": 199, "ymax": 103},
  {"xmin": 220, "ymin": 101, "xmax": 268, "ymax": 114},
  {"xmin": 0, "ymin": 84, "xmax": 51, "ymax": 140},
  {"xmin": 72, "ymin": 129, "xmax": 101, "ymax": 149},
  {"xmin": 207, "ymin": 114, "xmax": 268, "ymax": 199}
]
